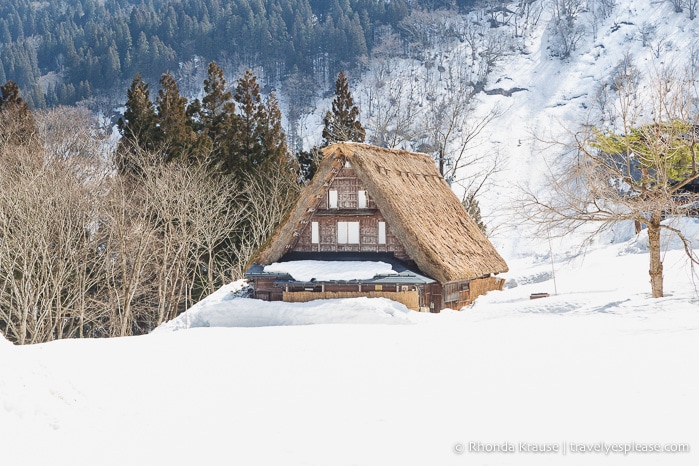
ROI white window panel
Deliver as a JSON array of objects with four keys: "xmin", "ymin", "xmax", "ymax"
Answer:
[
  {"xmin": 337, "ymin": 221, "xmax": 360, "ymax": 244},
  {"xmin": 328, "ymin": 190, "xmax": 338, "ymax": 208},
  {"xmin": 358, "ymin": 190, "xmax": 367, "ymax": 208},
  {"xmin": 348, "ymin": 221, "xmax": 360, "ymax": 244},
  {"xmin": 378, "ymin": 222, "xmax": 386, "ymax": 244},
  {"xmin": 311, "ymin": 222, "xmax": 319, "ymax": 244},
  {"xmin": 337, "ymin": 221, "xmax": 348, "ymax": 243}
]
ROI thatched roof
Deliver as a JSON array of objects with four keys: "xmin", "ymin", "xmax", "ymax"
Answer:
[{"xmin": 255, "ymin": 143, "xmax": 508, "ymax": 283}]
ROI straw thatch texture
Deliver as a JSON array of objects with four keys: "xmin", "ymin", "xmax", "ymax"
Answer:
[
  {"xmin": 254, "ymin": 152, "xmax": 344, "ymax": 265},
  {"xmin": 469, "ymin": 276, "xmax": 506, "ymax": 302},
  {"xmin": 255, "ymin": 143, "xmax": 508, "ymax": 283}
]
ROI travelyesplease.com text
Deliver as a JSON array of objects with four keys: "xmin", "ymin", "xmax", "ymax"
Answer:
[{"xmin": 453, "ymin": 441, "xmax": 690, "ymax": 456}]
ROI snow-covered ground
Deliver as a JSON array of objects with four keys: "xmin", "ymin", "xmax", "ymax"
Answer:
[
  {"xmin": 1, "ymin": 217, "xmax": 698, "ymax": 466},
  {"xmin": 3, "ymin": 2, "xmax": 699, "ymax": 465}
]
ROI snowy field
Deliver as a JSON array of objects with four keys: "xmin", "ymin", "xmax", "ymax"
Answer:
[
  {"xmin": 3, "ymin": 1, "xmax": 699, "ymax": 464},
  {"xmin": 1, "ymin": 218, "xmax": 698, "ymax": 466}
]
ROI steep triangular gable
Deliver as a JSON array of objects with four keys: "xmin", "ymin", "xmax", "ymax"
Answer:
[
  {"xmin": 254, "ymin": 143, "xmax": 508, "ymax": 283},
  {"xmin": 343, "ymin": 144, "xmax": 508, "ymax": 282},
  {"xmin": 254, "ymin": 151, "xmax": 346, "ymax": 264}
]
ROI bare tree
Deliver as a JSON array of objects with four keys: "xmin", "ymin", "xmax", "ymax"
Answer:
[
  {"xmin": 360, "ymin": 63, "xmax": 422, "ymax": 149},
  {"xmin": 231, "ymin": 166, "xmax": 300, "ymax": 278},
  {"xmin": 669, "ymin": 0, "xmax": 684, "ymax": 13},
  {"xmin": 513, "ymin": 0, "xmax": 546, "ymax": 38},
  {"xmin": 522, "ymin": 62, "xmax": 699, "ymax": 298},
  {"xmin": 0, "ymin": 145, "xmax": 105, "ymax": 343},
  {"xmin": 548, "ymin": 0, "xmax": 586, "ymax": 59}
]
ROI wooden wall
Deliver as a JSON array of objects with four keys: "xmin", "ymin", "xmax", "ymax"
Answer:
[
  {"xmin": 252, "ymin": 275, "xmax": 504, "ymax": 312},
  {"xmin": 283, "ymin": 290, "xmax": 420, "ymax": 311},
  {"xmin": 468, "ymin": 276, "xmax": 506, "ymax": 301},
  {"xmin": 292, "ymin": 166, "xmax": 409, "ymax": 259},
  {"xmin": 439, "ymin": 276, "xmax": 506, "ymax": 310}
]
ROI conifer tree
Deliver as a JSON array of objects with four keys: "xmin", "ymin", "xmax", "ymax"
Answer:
[
  {"xmin": 0, "ymin": 80, "xmax": 36, "ymax": 148},
  {"xmin": 200, "ymin": 61, "xmax": 235, "ymax": 140},
  {"xmin": 322, "ymin": 71, "xmax": 365, "ymax": 146},
  {"xmin": 155, "ymin": 72, "xmax": 197, "ymax": 163},
  {"xmin": 117, "ymin": 73, "xmax": 157, "ymax": 170},
  {"xmin": 231, "ymin": 70, "xmax": 288, "ymax": 173},
  {"xmin": 261, "ymin": 91, "xmax": 288, "ymax": 165},
  {"xmin": 196, "ymin": 61, "xmax": 236, "ymax": 169},
  {"xmin": 117, "ymin": 74, "xmax": 158, "ymax": 175}
]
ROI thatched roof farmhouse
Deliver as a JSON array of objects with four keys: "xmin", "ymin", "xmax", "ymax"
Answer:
[{"xmin": 246, "ymin": 143, "xmax": 508, "ymax": 311}]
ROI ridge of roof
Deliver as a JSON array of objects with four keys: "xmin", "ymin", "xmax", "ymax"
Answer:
[{"xmin": 254, "ymin": 143, "xmax": 508, "ymax": 282}]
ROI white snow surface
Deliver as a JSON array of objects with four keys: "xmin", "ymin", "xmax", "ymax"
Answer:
[
  {"xmin": 155, "ymin": 284, "xmax": 412, "ymax": 330},
  {"xmin": 263, "ymin": 260, "xmax": 397, "ymax": 281},
  {"xmin": 2, "ymin": 218, "xmax": 699, "ymax": 466},
  {"xmin": 3, "ymin": 2, "xmax": 699, "ymax": 465}
]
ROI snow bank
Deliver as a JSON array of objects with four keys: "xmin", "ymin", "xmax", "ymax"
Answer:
[
  {"xmin": 263, "ymin": 260, "xmax": 397, "ymax": 281},
  {"xmin": 155, "ymin": 285, "xmax": 412, "ymax": 332},
  {"xmin": 0, "ymin": 331, "xmax": 12, "ymax": 348},
  {"xmin": 621, "ymin": 218, "xmax": 699, "ymax": 255}
]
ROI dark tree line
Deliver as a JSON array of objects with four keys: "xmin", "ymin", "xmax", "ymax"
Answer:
[
  {"xmin": 0, "ymin": 0, "xmax": 427, "ymax": 107},
  {"xmin": 117, "ymin": 63, "xmax": 287, "ymax": 177}
]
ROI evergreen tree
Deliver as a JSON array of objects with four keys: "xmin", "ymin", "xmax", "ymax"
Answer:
[
  {"xmin": 322, "ymin": 71, "xmax": 365, "ymax": 146},
  {"xmin": 261, "ymin": 92, "xmax": 288, "ymax": 165},
  {"xmin": 117, "ymin": 73, "xmax": 157, "ymax": 173},
  {"xmin": 0, "ymin": 80, "xmax": 36, "ymax": 147},
  {"xmin": 155, "ymin": 72, "xmax": 197, "ymax": 163},
  {"xmin": 462, "ymin": 192, "xmax": 486, "ymax": 234},
  {"xmin": 296, "ymin": 146, "xmax": 322, "ymax": 182},
  {"xmin": 198, "ymin": 61, "xmax": 236, "ymax": 167},
  {"xmin": 231, "ymin": 70, "xmax": 288, "ymax": 173}
]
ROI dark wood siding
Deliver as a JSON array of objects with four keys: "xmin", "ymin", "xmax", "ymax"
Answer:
[
  {"xmin": 292, "ymin": 167, "xmax": 408, "ymax": 259},
  {"xmin": 442, "ymin": 280, "xmax": 471, "ymax": 310},
  {"xmin": 250, "ymin": 276, "xmax": 284, "ymax": 301}
]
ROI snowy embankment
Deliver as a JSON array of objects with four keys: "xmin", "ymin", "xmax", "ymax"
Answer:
[
  {"xmin": 1, "ymin": 219, "xmax": 698, "ymax": 466},
  {"xmin": 3, "ymin": 1, "xmax": 699, "ymax": 463}
]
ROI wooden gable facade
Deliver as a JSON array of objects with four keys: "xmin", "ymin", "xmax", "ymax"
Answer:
[
  {"xmin": 291, "ymin": 161, "xmax": 409, "ymax": 260},
  {"xmin": 246, "ymin": 143, "xmax": 509, "ymax": 312}
]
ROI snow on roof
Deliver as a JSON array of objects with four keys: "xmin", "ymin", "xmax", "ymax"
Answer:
[{"xmin": 263, "ymin": 260, "xmax": 397, "ymax": 282}]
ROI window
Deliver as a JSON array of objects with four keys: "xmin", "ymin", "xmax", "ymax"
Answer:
[
  {"xmin": 338, "ymin": 221, "xmax": 360, "ymax": 244},
  {"xmin": 358, "ymin": 190, "xmax": 367, "ymax": 208},
  {"xmin": 378, "ymin": 222, "xmax": 386, "ymax": 244},
  {"xmin": 328, "ymin": 190, "xmax": 338, "ymax": 209},
  {"xmin": 311, "ymin": 222, "xmax": 319, "ymax": 244}
]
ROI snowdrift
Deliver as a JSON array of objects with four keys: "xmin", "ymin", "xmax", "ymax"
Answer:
[
  {"xmin": 621, "ymin": 218, "xmax": 699, "ymax": 255},
  {"xmin": 155, "ymin": 280, "xmax": 412, "ymax": 332}
]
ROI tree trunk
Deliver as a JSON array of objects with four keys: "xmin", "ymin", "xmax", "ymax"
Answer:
[{"xmin": 647, "ymin": 219, "xmax": 664, "ymax": 298}]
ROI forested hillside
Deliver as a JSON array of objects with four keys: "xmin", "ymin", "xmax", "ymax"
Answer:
[{"xmin": 0, "ymin": 0, "xmax": 476, "ymax": 108}]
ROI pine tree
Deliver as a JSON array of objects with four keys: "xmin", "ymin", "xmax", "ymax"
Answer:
[
  {"xmin": 261, "ymin": 91, "xmax": 288, "ymax": 165},
  {"xmin": 462, "ymin": 192, "xmax": 486, "ymax": 234},
  {"xmin": 322, "ymin": 71, "xmax": 365, "ymax": 146},
  {"xmin": 0, "ymin": 80, "xmax": 36, "ymax": 148},
  {"xmin": 117, "ymin": 73, "xmax": 157, "ymax": 174},
  {"xmin": 230, "ymin": 70, "xmax": 287, "ymax": 173},
  {"xmin": 198, "ymin": 61, "xmax": 236, "ymax": 167},
  {"xmin": 155, "ymin": 72, "xmax": 197, "ymax": 163},
  {"xmin": 296, "ymin": 147, "xmax": 322, "ymax": 182}
]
